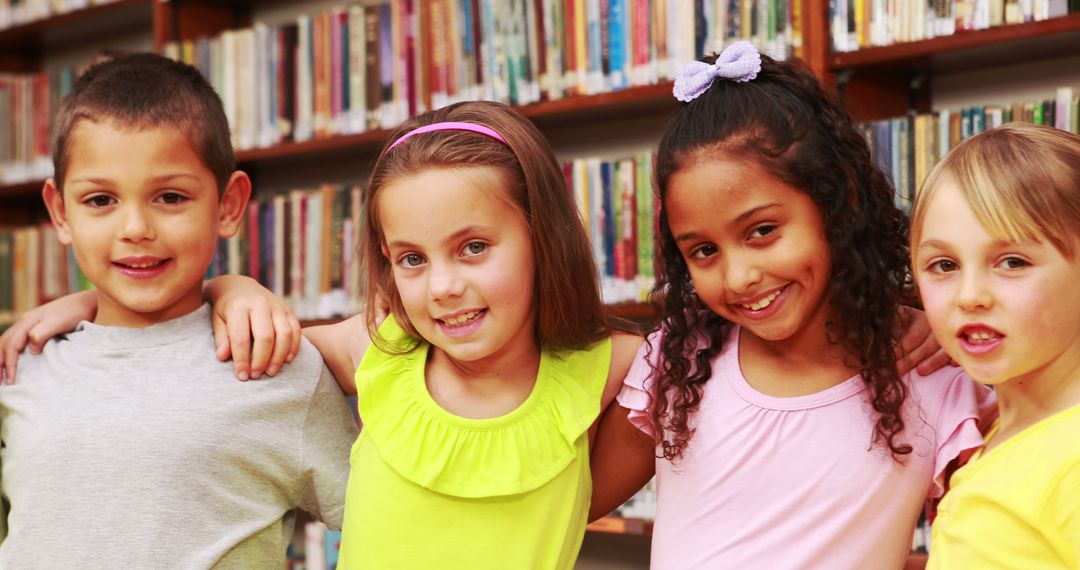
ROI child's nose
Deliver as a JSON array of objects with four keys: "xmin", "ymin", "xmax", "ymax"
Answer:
[
  {"xmin": 118, "ymin": 205, "xmax": 155, "ymax": 242},
  {"xmin": 428, "ymin": 262, "xmax": 466, "ymax": 301},
  {"xmin": 956, "ymin": 270, "xmax": 993, "ymax": 311},
  {"xmin": 723, "ymin": 254, "xmax": 762, "ymax": 294}
]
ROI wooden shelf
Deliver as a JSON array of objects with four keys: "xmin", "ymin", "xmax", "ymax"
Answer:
[
  {"xmin": 587, "ymin": 516, "xmax": 653, "ymax": 536},
  {"xmin": 0, "ymin": 0, "xmax": 152, "ymax": 57},
  {"xmin": 2, "ymin": 81, "xmax": 678, "ymax": 194},
  {"xmin": 0, "ymin": 179, "xmax": 43, "ymax": 199},
  {"xmin": 830, "ymin": 13, "xmax": 1080, "ymax": 74},
  {"xmin": 236, "ymin": 82, "xmax": 677, "ymax": 166},
  {"xmin": 235, "ymin": 129, "xmax": 393, "ymax": 165}
]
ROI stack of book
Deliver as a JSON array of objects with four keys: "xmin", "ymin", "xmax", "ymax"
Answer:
[
  {"xmin": 858, "ymin": 86, "xmax": 1078, "ymax": 211},
  {"xmin": 831, "ymin": 0, "xmax": 1080, "ymax": 52},
  {"xmin": 0, "ymin": 0, "xmax": 119, "ymax": 30}
]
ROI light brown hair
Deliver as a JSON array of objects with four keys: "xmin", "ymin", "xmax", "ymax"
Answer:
[
  {"xmin": 912, "ymin": 122, "xmax": 1080, "ymax": 258},
  {"xmin": 360, "ymin": 101, "xmax": 608, "ymax": 352}
]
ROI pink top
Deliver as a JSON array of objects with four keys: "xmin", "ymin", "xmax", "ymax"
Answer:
[{"xmin": 618, "ymin": 326, "xmax": 996, "ymax": 570}]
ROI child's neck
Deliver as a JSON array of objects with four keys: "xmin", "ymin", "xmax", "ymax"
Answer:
[
  {"xmin": 424, "ymin": 337, "xmax": 542, "ymax": 420},
  {"xmin": 94, "ymin": 292, "xmax": 205, "ymax": 328},
  {"xmin": 738, "ymin": 319, "xmax": 859, "ymax": 398},
  {"xmin": 990, "ymin": 350, "xmax": 1080, "ymax": 450}
]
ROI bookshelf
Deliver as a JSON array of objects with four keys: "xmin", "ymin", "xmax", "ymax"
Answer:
[
  {"xmin": 809, "ymin": 0, "xmax": 1080, "ymax": 121},
  {"xmin": 2, "ymin": 1, "xmax": 1076, "ymax": 566}
]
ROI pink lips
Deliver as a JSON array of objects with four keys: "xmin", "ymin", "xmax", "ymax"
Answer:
[
  {"xmin": 957, "ymin": 324, "xmax": 1004, "ymax": 356},
  {"xmin": 113, "ymin": 256, "xmax": 170, "ymax": 279}
]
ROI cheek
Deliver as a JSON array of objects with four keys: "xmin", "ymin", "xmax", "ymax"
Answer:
[{"xmin": 916, "ymin": 280, "xmax": 954, "ymax": 324}]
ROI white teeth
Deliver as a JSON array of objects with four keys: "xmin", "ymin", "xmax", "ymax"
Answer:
[
  {"xmin": 443, "ymin": 310, "xmax": 481, "ymax": 326},
  {"xmin": 124, "ymin": 261, "xmax": 163, "ymax": 269},
  {"xmin": 741, "ymin": 289, "xmax": 782, "ymax": 311},
  {"xmin": 967, "ymin": 331, "xmax": 1000, "ymax": 343}
]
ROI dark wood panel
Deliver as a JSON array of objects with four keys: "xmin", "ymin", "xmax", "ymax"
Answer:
[
  {"xmin": 0, "ymin": 0, "xmax": 152, "ymax": 56},
  {"xmin": 830, "ymin": 13, "xmax": 1080, "ymax": 73}
]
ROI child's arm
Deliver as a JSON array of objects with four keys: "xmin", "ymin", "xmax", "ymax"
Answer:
[
  {"xmin": 0, "ymin": 275, "xmax": 296, "ymax": 383},
  {"xmin": 589, "ymin": 403, "xmax": 656, "ymax": 521},
  {"xmin": 0, "ymin": 289, "xmax": 97, "ymax": 383},
  {"xmin": 904, "ymin": 553, "xmax": 928, "ymax": 569},
  {"xmin": 588, "ymin": 331, "xmax": 655, "ymax": 521},
  {"xmin": 203, "ymin": 275, "xmax": 301, "ymax": 379},
  {"xmin": 303, "ymin": 312, "xmax": 371, "ymax": 396}
]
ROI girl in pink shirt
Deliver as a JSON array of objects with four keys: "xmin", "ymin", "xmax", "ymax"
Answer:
[{"xmin": 590, "ymin": 43, "xmax": 996, "ymax": 569}]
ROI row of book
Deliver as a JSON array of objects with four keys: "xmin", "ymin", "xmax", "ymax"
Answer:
[
  {"xmin": 831, "ymin": 0, "xmax": 1080, "ymax": 52},
  {"xmin": 0, "ymin": 0, "xmax": 118, "ymax": 30},
  {"xmin": 0, "ymin": 223, "xmax": 76, "ymax": 326},
  {"xmin": 566, "ymin": 151, "xmax": 659, "ymax": 305},
  {"xmin": 160, "ymin": 0, "xmax": 801, "ymax": 152},
  {"xmin": 0, "ymin": 68, "xmax": 76, "ymax": 184},
  {"xmin": 0, "ymin": 150, "xmax": 661, "ymax": 325},
  {"xmin": 858, "ymin": 86, "xmax": 1079, "ymax": 211}
]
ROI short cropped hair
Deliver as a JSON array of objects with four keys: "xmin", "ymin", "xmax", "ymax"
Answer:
[
  {"xmin": 51, "ymin": 52, "xmax": 234, "ymax": 194},
  {"xmin": 912, "ymin": 123, "xmax": 1080, "ymax": 257}
]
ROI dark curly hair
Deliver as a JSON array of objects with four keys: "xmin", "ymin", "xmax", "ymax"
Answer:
[{"xmin": 650, "ymin": 53, "xmax": 913, "ymax": 462}]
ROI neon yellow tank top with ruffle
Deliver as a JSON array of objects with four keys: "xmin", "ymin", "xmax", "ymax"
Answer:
[{"xmin": 336, "ymin": 316, "xmax": 612, "ymax": 569}]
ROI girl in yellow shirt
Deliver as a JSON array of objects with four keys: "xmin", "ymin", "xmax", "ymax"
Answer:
[
  {"xmin": 912, "ymin": 123, "xmax": 1080, "ymax": 568},
  {"xmin": 301, "ymin": 101, "xmax": 643, "ymax": 569}
]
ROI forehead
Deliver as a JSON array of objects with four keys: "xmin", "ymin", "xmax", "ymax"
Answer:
[
  {"xmin": 378, "ymin": 166, "xmax": 523, "ymax": 239},
  {"xmin": 65, "ymin": 119, "xmax": 206, "ymax": 175},
  {"xmin": 666, "ymin": 156, "xmax": 805, "ymax": 228}
]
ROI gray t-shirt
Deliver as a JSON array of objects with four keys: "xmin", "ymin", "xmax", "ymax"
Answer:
[{"xmin": 0, "ymin": 304, "xmax": 358, "ymax": 568}]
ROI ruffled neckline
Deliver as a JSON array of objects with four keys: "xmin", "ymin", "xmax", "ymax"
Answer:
[{"xmin": 355, "ymin": 317, "xmax": 610, "ymax": 498}]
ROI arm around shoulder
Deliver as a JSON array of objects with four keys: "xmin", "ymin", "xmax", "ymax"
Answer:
[{"xmin": 589, "ymin": 402, "xmax": 656, "ymax": 521}]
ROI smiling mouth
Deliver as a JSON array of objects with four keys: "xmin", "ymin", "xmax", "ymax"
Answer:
[
  {"xmin": 114, "ymin": 259, "xmax": 168, "ymax": 269},
  {"xmin": 440, "ymin": 309, "xmax": 485, "ymax": 327},
  {"xmin": 739, "ymin": 286, "xmax": 785, "ymax": 311}
]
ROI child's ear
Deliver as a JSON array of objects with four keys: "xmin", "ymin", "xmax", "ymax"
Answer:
[
  {"xmin": 381, "ymin": 243, "xmax": 391, "ymax": 259},
  {"xmin": 217, "ymin": 171, "xmax": 252, "ymax": 239},
  {"xmin": 42, "ymin": 179, "xmax": 73, "ymax": 245}
]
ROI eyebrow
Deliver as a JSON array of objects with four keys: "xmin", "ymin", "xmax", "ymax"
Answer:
[
  {"xmin": 66, "ymin": 173, "xmax": 201, "ymax": 186},
  {"xmin": 387, "ymin": 225, "xmax": 495, "ymax": 249},
  {"xmin": 915, "ymin": 239, "xmax": 949, "ymax": 252},
  {"xmin": 674, "ymin": 202, "xmax": 781, "ymax": 243}
]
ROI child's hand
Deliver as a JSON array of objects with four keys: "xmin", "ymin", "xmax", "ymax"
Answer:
[
  {"xmin": 204, "ymin": 275, "xmax": 301, "ymax": 381},
  {"xmin": 0, "ymin": 290, "xmax": 98, "ymax": 384},
  {"xmin": 897, "ymin": 305, "xmax": 956, "ymax": 376}
]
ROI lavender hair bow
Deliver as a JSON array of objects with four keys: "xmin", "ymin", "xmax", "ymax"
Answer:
[{"xmin": 672, "ymin": 41, "xmax": 762, "ymax": 103}]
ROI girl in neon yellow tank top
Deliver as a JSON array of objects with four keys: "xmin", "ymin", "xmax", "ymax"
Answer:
[{"xmin": 304, "ymin": 101, "xmax": 644, "ymax": 569}]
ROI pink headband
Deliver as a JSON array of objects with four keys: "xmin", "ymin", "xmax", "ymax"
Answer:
[{"xmin": 385, "ymin": 121, "xmax": 508, "ymax": 152}]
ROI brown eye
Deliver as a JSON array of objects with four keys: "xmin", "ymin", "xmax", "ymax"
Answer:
[
  {"xmin": 85, "ymin": 195, "xmax": 115, "ymax": 207},
  {"xmin": 464, "ymin": 242, "xmax": 487, "ymax": 256},
  {"xmin": 399, "ymin": 253, "xmax": 425, "ymax": 268},
  {"xmin": 158, "ymin": 192, "xmax": 186, "ymax": 204}
]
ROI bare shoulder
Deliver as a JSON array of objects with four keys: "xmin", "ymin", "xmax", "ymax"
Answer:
[{"xmin": 601, "ymin": 331, "xmax": 645, "ymax": 409}]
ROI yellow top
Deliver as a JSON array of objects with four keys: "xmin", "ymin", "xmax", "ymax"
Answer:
[
  {"xmin": 337, "ymin": 316, "xmax": 612, "ymax": 569},
  {"xmin": 928, "ymin": 403, "xmax": 1080, "ymax": 569}
]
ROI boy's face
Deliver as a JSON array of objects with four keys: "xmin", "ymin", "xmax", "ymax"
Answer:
[
  {"xmin": 43, "ymin": 119, "xmax": 250, "ymax": 328},
  {"xmin": 914, "ymin": 179, "xmax": 1080, "ymax": 388}
]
